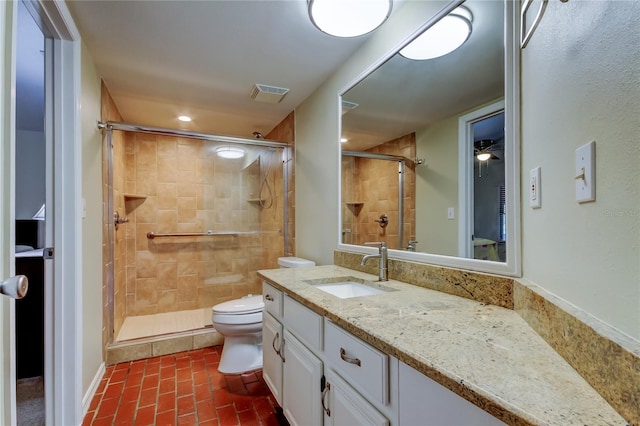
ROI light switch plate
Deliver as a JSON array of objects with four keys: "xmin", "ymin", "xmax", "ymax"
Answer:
[
  {"xmin": 447, "ymin": 207, "xmax": 455, "ymax": 220},
  {"xmin": 575, "ymin": 141, "xmax": 596, "ymax": 203},
  {"xmin": 530, "ymin": 166, "xmax": 541, "ymax": 208}
]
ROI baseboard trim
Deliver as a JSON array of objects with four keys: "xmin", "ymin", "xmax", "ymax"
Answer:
[{"xmin": 82, "ymin": 362, "xmax": 105, "ymax": 418}]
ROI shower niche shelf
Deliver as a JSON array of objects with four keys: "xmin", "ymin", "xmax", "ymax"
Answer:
[
  {"xmin": 124, "ymin": 193, "xmax": 147, "ymax": 200},
  {"xmin": 124, "ymin": 194, "xmax": 147, "ymax": 214},
  {"xmin": 345, "ymin": 201, "xmax": 364, "ymax": 216}
]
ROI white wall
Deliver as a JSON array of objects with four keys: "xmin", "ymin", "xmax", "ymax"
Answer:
[
  {"xmin": 79, "ymin": 40, "xmax": 104, "ymax": 393},
  {"xmin": 415, "ymin": 116, "xmax": 459, "ymax": 257},
  {"xmin": 521, "ymin": 0, "xmax": 639, "ymax": 338},
  {"xmin": 296, "ymin": 0, "xmax": 451, "ymax": 265}
]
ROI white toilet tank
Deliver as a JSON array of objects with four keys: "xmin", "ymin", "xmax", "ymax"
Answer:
[{"xmin": 277, "ymin": 256, "xmax": 316, "ymax": 268}]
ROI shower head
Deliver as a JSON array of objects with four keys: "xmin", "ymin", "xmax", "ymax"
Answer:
[{"xmin": 253, "ymin": 132, "xmax": 265, "ymax": 139}]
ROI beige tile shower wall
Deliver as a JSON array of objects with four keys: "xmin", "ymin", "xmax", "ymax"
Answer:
[
  {"xmin": 101, "ymin": 81, "xmax": 126, "ymax": 347},
  {"xmin": 265, "ymin": 112, "xmax": 295, "ymax": 262},
  {"xmin": 123, "ymin": 132, "xmax": 263, "ymax": 316},
  {"xmin": 347, "ymin": 133, "xmax": 416, "ymax": 250}
]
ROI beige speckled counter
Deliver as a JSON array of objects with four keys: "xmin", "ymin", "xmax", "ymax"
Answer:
[{"xmin": 258, "ymin": 265, "xmax": 627, "ymax": 426}]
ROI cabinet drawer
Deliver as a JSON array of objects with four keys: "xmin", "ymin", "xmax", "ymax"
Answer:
[
  {"xmin": 263, "ymin": 281, "xmax": 283, "ymax": 319},
  {"xmin": 325, "ymin": 319, "xmax": 389, "ymax": 405},
  {"xmin": 283, "ymin": 295, "xmax": 323, "ymax": 352}
]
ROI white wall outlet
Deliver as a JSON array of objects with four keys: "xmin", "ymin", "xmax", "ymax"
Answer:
[
  {"xmin": 447, "ymin": 207, "xmax": 455, "ymax": 220},
  {"xmin": 530, "ymin": 166, "xmax": 541, "ymax": 208},
  {"xmin": 575, "ymin": 141, "xmax": 596, "ymax": 203}
]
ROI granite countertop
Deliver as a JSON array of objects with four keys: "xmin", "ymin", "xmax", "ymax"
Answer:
[{"xmin": 258, "ymin": 265, "xmax": 626, "ymax": 426}]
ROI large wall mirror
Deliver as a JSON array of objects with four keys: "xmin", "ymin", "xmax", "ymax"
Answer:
[{"xmin": 339, "ymin": 0, "xmax": 521, "ymax": 276}]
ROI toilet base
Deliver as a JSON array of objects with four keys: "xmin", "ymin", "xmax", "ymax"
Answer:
[{"xmin": 218, "ymin": 332, "xmax": 263, "ymax": 374}]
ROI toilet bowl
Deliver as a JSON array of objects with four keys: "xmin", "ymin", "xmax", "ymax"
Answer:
[
  {"xmin": 212, "ymin": 295, "xmax": 264, "ymax": 374},
  {"xmin": 212, "ymin": 257, "xmax": 316, "ymax": 374}
]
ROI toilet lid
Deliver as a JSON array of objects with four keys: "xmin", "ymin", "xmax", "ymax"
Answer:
[{"xmin": 212, "ymin": 295, "xmax": 264, "ymax": 314}]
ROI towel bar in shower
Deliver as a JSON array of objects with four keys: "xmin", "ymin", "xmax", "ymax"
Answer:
[{"xmin": 146, "ymin": 231, "xmax": 241, "ymax": 239}]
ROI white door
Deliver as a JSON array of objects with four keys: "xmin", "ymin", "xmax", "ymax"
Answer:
[
  {"xmin": 282, "ymin": 329, "xmax": 323, "ymax": 426},
  {"xmin": 1, "ymin": 1, "xmax": 18, "ymax": 424},
  {"xmin": 262, "ymin": 312, "xmax": 283, "ymax": 405},
  {"xmin": 3, "ymin": 1, "xmax": 83, "ymax": 424}
]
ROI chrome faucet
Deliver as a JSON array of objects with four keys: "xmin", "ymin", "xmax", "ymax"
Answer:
[
  {"xmin": 360, "ymin": 242, "xmax": 388, "ymax": 281},
  {"xmin": 406, "ymin": 240, "xmax": 418, "ymax": 252}
]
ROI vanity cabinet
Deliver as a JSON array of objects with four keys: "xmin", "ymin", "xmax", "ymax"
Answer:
[
  {"xmin": 263, "ymin": 280, "xmax": 501, "ymax": 425},
  {"xmin": 262, "ymin": 282, "xmax": 325, "ymax": 426},
  {"xmin": 398, "ymin": 362, "xmax": 505, "ymax": 425}
]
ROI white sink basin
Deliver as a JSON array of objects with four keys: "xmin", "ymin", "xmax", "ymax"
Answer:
[{"xmin": 314, "ymin": 281, "xmax": 387, "ymax": 299}]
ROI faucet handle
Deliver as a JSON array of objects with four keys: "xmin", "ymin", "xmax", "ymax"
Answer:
[{"xmin": 364, "ymin": 241, "xmax": 386, "ymax": 249}]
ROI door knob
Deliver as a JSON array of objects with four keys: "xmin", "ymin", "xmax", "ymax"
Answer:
[{"xmin": 0, "ymin": 275, "xmax": 28, "ymax": 299}]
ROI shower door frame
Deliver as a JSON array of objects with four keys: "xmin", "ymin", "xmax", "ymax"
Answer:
[
  {"xmin": 99, "ymin": 121, "xmax": 291, "ymax": 344},
  {"xmin": 341, "ymin": 151, "xmax": 408, "ymax": 250}
]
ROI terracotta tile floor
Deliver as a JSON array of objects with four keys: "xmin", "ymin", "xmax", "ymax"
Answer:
[{"xmin": 83, "ymin": 346, "xmax": 284, "ymax": 425}]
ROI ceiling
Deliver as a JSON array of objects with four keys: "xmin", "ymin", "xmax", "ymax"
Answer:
[
  {"xmin": 65, "ymin": 0, "xmax": 400, "ymax": 139},
  {"xmin": 18, "ymin": 0, "xmax": 503, "ymax": 147}
]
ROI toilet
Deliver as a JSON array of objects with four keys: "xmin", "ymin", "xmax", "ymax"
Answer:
[{"xmin": 212, "ymin": 256, "xmax": 315, "ymax": 374}]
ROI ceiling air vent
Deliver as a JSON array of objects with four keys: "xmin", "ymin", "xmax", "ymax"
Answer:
[
  {"xmin": 341, "ymin": 100, "xmax": 359, "ymax": 115},
  {"xmin": 250, "ymin": 84, "xmax": 289, "ymax": 104}
]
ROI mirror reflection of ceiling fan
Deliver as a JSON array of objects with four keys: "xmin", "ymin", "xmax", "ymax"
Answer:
[{"xmin": 474, "ymin": 139, "xmax": 502, "ymax": 161}]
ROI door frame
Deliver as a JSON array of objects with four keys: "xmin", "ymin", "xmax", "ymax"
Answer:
[
  {"xmin": 1, "ymin": 1, "xmax": 83, "ymax": 425},
  {"xmin": 1, "ymin": 1, "xmax": 19, "ymax": 424},
  {"xmin": 457, "ymin": 100, "xmax": 505, "ymax": 259}
]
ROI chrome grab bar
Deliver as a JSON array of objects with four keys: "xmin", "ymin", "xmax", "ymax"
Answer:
[{"xmin": 147, "ymin": 231, "xmax": 250, "ymax": 239}]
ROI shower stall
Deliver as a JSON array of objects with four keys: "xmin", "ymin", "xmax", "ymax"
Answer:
[
  {"xmin": 100, "ymin": 122, "xmax": 292, "ymax": 352},
  {"xmin": 341, "ymin": 150, "xmax": 415, "ymax": 251}
]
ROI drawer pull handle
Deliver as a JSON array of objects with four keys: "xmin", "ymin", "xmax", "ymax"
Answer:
[
  {"xmin": 272, "ymin": 332, "xmax": 280, "ymax": 355},
  {"xmin": 340, "ymin": 347, "xmax": 361, "ymax": 367},
  {"xmin": 321, "ymin": 382, "xmax": 331, "ymax": 417},
  {"xmin": 265, "ymin": 294, "xmax": 274, "ymax": 301},
  {"xmin": 279, "ymin": 339, "xmax": 286, "ymax": 363}
]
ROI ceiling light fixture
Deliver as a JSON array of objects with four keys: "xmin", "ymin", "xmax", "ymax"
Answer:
[
  {"xmin": 178, "ymin": 115, "xmax": 192, "ymax": 122},
  {"xmin": 476, "ymin": 152, "xmax": 491, "ymax": 161},
  {"xmin": 308, "ymin": 0, "xmax": 392, "ymax": 38},
  {"xmin": 216, "ymin": 146, "xmax": 245, "ymax": 159},
  {"xmin": 400, "ymin": 6, "xmax": 472, "ymax": 60},
  {"xmin": 341, "ymin": 137, "xmax": 348, "ymax": 143}
]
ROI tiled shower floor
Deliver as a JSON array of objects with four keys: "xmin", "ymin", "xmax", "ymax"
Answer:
[
  {"xmin": 116, "ymin": 308, "xmax": 213, "ymax": 342},
  {"xmin": 83, "ymin": 346, "xmax": 284, "ymax": 426}
]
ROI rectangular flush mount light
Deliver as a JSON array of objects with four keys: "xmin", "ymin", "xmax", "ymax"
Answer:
[{"xmin": 250, "ymin": 83, "xmax": 289, "ymax": 103}]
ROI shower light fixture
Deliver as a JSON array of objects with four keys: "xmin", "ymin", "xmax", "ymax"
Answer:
[
  {"xmin": 308, "ymin": 0, "xmax": 392, "ymax": 38},
  {"xmin": 400, "ymin": 6, "xmax": 472, "ymax": 60},
  {"xmin": 216, "ymin": 146, "xmax": 245, "ymax": 159},
  {"xmin": 476, "ymin": 152, "xmax": 491, "ymax": 161},
  {"xmin": 178, "ymin": 115, "xmax": 192, "ymax": 122}
]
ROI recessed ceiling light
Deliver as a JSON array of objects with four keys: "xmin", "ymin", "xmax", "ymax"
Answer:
[
  {"xmin": 178, "ymin": 115, "xmax": 192, "ymax": 122},
  {"xmin": 308, "ymin": 0, "xmax": 392, "ymax": 38},
  {"xmin": 400, "ymin": 6, "xmax": 472, "ymax": 60},
  {"xmin": 216, "ymin": 146, "xmax": 245, "ymax": 159}
]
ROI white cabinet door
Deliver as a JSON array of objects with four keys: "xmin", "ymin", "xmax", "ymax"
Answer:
[
  {"xmin": 399, "ymin": 362, "xmax": 505, "ymax": 425},
  {"xmin": 262, "ymin": 312, "xmax": 283, "ymax": 405},
  {"xmin": 324, "ymin": 369, "xmax": 388, "ymax": 426},
  {"xmin": 282, "ymin": 329, "xmax": 323, "ymax": 426}
]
